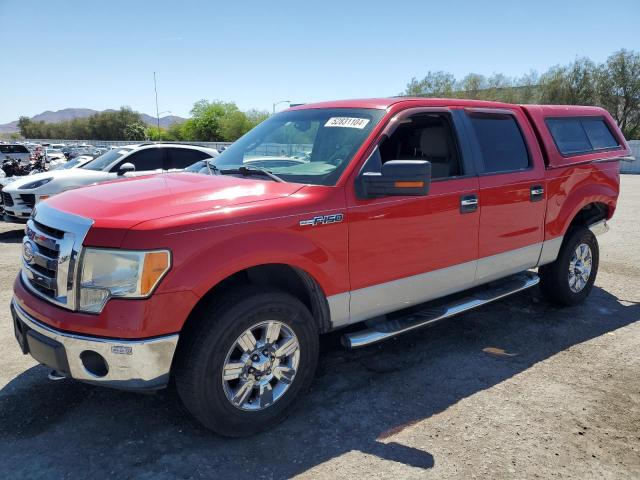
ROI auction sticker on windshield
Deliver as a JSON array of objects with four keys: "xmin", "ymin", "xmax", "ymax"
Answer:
[{"xmin": 324, "ymin": 117, "xmax": 370, "ymax": 129}]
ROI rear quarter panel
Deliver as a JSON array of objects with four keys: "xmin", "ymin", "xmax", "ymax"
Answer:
[{"xmin": 544, "ymin": 161, "xmax": 620, "ymax": 239}]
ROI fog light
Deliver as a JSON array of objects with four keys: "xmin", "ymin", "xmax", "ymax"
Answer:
[
  {"xmin": 79, "ymin": 287, "xmax": 110, "ymax": 313},
  {"xmin": 80, "ymin": 350, "xmax": 109, "ymax": 377}
]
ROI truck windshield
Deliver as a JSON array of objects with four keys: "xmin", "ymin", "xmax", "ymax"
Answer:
[{"xmin": 210, "ymin": 108, "xmax": 384, "ymax": 186}]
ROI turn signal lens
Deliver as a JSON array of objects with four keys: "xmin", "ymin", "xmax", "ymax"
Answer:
[
  {"xmin": 141, "ymin": 251, "xmax": 171, "ymax": 295},
  {"xmin": 394, "ymin": 181, "xmax": 424, "ymax": 188}
]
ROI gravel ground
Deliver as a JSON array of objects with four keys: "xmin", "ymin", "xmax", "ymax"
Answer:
[{"xmin": 0, "ymin": 176, "xmax": 638, "ymax": 479}]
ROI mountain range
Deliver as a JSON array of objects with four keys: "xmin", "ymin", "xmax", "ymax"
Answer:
[{"xmin": 0, "ymin": 108, "xmax": 186, "ymax": 133}]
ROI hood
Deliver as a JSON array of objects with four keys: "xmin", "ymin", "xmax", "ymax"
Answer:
[
  {"xmin": 4, "ymin": 168, "xmax": 109, "ymax": 192},
  {"xmin": 45, "ymin": 172, "xmax": 303, "ymax": 231}
]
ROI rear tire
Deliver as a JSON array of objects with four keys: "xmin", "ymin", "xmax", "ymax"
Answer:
[
  {"xmin": 539, "ymin": 226, "xmax": 599, "ymax": 306},
  {"xmin": 174, "ymin": 286, "xmax": 319, "ymax": 437}
]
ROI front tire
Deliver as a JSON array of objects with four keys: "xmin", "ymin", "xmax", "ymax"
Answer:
[
  {"xmin": 175, "ymin": 286, "xmax": 319, "ymax": 436},
  {"xmin": 539, "ymin": 226, "xmax": 599, "ymax": 306}
]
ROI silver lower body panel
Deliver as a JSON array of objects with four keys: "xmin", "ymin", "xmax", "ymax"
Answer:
[{"xmin": 342, "ymin": 271, "xmax": 540, "ymax": 348}]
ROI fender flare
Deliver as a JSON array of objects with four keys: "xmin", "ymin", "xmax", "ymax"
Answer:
[{"xmin": 549, "ymin": 182, "xmax": 617, "ymax": 240}]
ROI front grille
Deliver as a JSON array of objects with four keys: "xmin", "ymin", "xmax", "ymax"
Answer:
[
  {"xmin": 3, "ymin": 192, "xmax": 13, "ymax": 206},
  {"xmin": 33, "ymin": 219, "xmax": 64, "ymax": 239},
  {"xmin": 20, "ymin": 194, "xmax": 35, "ymax": 208},
  {"xmin": 24, "ymin": 221, "xmax": 61, "ymax": 300},
  {"xmin": 21, "ymin": 203, "xmax": 93, "ymax": 310}
]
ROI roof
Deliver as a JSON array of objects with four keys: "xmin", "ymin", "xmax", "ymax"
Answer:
[
  {"xmin": 287, "ymin": 97, "xmax": 517, "ymax": 111},
  {"xmin": 287, "ymin": 98, "xmax": 613, "ymax": 115}
]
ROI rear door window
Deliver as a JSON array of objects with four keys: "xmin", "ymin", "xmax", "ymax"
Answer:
[
  {"xmin": 115, "ymin": 148, "xmax": 165, "ymax": 172},
  {"xmin": 546, "ymin": 117, "xmax": 620, "ymax": 155},
  {"xmin": 166, "ymin": 148, "xmax": 212, "ymax": 169},
  {"xmin": 468, "ymin": 113, "xmax": 530, "ymax": 174}
]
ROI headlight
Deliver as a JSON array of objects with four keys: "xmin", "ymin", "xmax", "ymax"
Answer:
[
  {"xmin": 78, "ymin": 248, "xmax": 171, "ymax": 313},
  {"xmin": 19, "ymin": 178, "xmax": 53, "ymax": 190}
]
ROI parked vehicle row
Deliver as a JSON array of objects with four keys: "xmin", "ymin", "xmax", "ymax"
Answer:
[
  {"xmin": 8, "ymin": 98, "xmax": 634, "ymax": 437},
  {"xmin": 2, "ymin": 143, "xmax": 218, "ymax": 220}
]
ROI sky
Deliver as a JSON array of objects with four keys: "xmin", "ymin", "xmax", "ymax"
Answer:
[{"xmin": 1, "ymin": 0, "xmax": 639, "ymax": 123}]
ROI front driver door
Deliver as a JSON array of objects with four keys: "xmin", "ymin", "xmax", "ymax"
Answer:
[{"xmin": 344, "ymin": 109, "xmax": 480, "ymax": 326}]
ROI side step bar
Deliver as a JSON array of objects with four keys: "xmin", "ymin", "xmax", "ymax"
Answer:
[{"xmin": 342, "ymin": 272, "xmax": 540, "ymax": 349}]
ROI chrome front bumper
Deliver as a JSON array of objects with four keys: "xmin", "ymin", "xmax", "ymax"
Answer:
[{"xmin": 11, "ymin": 299, "xmax": 179, "ymax": 390}]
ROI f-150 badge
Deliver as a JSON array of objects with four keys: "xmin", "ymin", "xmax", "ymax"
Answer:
[{"xmin": 300, "ymin": 213, "xmax": 344, "ymax": 227}]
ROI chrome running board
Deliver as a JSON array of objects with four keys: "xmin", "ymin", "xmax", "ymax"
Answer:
[{"xmin": 342, "ymin": 272, "xmax": 540, "ymax": 349}]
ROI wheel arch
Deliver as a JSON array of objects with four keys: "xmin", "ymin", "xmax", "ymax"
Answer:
[
  {"xmin": 540, "ymin": 176, "xmax": 615, "ymax": 267},
  {"xmin": 565, "ymin": 201, "xmax": 609, "ymax": 233},
  {"xmin": 547, "ymin": 180, "xmax": 617, "ymax": 241},
  {"xmin": 181, "ymin": 263, "xmax": 332, "ymax": 338}
]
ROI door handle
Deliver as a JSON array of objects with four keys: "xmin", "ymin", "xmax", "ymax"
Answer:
[
  {"xmin": 530, "ymin": 185, "xmax": 544, "ymax": 202},
  {"xmin": 460, "ymin": 194, "xmax": 478, "ymax": 213}
]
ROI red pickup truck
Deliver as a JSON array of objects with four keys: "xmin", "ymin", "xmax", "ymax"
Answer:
[{"xmin": 11, "ymin": 98, "xmax": 632, "ymax": 436}]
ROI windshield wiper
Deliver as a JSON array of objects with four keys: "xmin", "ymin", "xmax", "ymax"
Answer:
[{"xmin": 219, "ymin": 166, "xmax": 284, "ymax": 183}]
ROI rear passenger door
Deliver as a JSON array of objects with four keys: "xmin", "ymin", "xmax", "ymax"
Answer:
[
  {"xmin": 463, "ymin": 109, "xmax": 547, "ymax": 283},
  {"xmin": 166, "ymin": 147, "xmax": 213, "ymax": 171},
  {"xmin": 112, "ymin": 148, "xmax": 165, "ymax": 176}
]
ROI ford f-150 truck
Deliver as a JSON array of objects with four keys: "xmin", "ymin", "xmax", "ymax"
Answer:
[{"xmin": 10, "ymin": 98, "xmax": 633, "ymax": 436}]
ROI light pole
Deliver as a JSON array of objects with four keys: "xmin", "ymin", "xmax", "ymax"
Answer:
[
  {"xmin": 272, "ymin": 100, "xmax": 290, "ymax": 115},
  {"xmin": 153, "ymin": 72, "xmax": 161, "ymax": 132}
]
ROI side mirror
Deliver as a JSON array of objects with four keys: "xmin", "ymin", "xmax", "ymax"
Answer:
[
  {"xmin": 359, "ymin": 160, "xmax": 431, "ymax": 198},
  {"xmin": 117, "ymin": 162, "xmax": 135, "ymax": 176}
]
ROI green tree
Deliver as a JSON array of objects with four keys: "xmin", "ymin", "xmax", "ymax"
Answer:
[
  {"xmin": 17, "ymin": 116, "xmax": 34, "ymax": 138},
  {"xmin": 404, "ymin": 71, "xmax": 456, "ymax": 97},
  {"xmin": 187, "ymin": 100, "xmax": 229, "ymax": 141},
  {"xmin": 514, "ymin": 71, "xmax": 541, "ymax": 104},
  {"xmin": 539, "ymin": 58, "xmax": 597, "ymax": 105},
  {"xmin": 457, "ymin": 73, "xmax": 487, "ymax": 99},
  {"xmin": 597, "ymin": 49, "xmax": 640, "ymax": 139},
  {"xmin": 18, "ymin": 108, "xmax": 146, "ymax": 140},
  {"xmin": 124, "ymin": 121, "xmax": 146, "ymax": 141},
  {"xmin": 145, "ymin": 126, "xmax": 174, "ymax": 141},
  {"xmin": 245, "ymin": 109, "xmax": 269, "ymax": 126},
  {"xmin": 179, "ymin": 100, "xmax": 267, "ymax": 142},
  {"xmin": 166, "ymin": 121, "xmax": 187, "ymax": 141}
]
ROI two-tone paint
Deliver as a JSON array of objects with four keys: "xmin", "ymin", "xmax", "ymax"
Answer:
[{"xmin": 14, "ymin": 98, "xmax": 628, "ymax": 343}]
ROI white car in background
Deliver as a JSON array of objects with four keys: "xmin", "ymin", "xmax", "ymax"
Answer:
[
  {"xmin": 44, "ymin": 148, "xmax": 67, "ymax": 169},
  {"xmin": 2, "ymin": 143, "xmax": 218, "ymax": 220}
]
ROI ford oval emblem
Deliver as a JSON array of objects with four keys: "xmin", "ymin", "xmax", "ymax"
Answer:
[{"xmin": 23, "ymin": 241, "xmax": 36, "ymax": 265}]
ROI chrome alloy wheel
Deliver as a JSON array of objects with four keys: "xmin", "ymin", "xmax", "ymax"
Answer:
[
  {"xmin": 568, "ymin": 243, "xmax": 593, "ymax": 293},
  {"xmin": 222, "ymin": 320, "xmax": 300, "ymax": 411}
]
